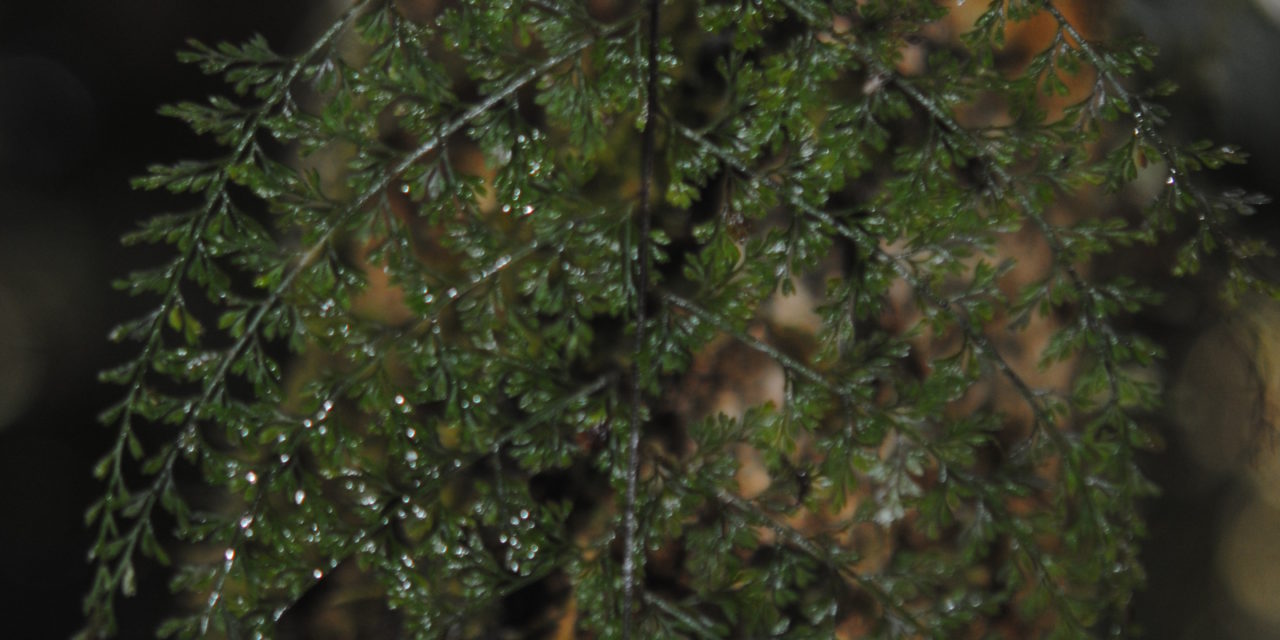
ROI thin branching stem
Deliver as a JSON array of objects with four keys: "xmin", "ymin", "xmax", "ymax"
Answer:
[
  {"xmin": 642, "ymin": 592, "xmax": 722, "ymax": 639},
  {"xmin": 661, "ymin": 291, "xmax": 849, "ymax": 399},
  {"xmin": 84, "ymin": 9, "xmax": 364, "ymax": 633},
  {"xmin": 90, "ymin": 2, "xmax": 1261, "ymax": 636},
  {"xmin": 679, "ymin": 0, "xmax": 1135, "ymax": 484},
  {"xmin": 672, "ymin": 117, "xmax": 1103, "ymax": 631},
  {"xmin": 88, "ymin": 19, "xmax": 618, "ymax": 634},
  {"xmin": 622, "ymin": 0, "xmax": 661, "ymax": 636},
  {"xmin": 784, "ymin": 0, "xmax": 1141, "ymax": 547},
  {"xmin": 709, "ymin": 488, "xmax": 930, "ymax": 635}
]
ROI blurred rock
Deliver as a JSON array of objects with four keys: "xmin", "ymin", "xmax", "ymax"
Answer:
[
  {"xmin": 1218, "ymin": 497, "xmax": 1280, "ymax": 631},
  {"xmin": 1173, "ymin": 300, "xmax": 1280, "ymax": 492},
  {"xmin": 1122, "ymin": 0, "xmax": 1280, "ymax": 177}
]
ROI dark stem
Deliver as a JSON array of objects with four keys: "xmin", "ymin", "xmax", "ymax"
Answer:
[{"xmin": 622, "ymin": 0, "xmax": 660, "ymax": 636}]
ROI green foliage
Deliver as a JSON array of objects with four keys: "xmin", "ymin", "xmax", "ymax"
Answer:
[{"xmin": 84, "ymin": 0, "xmax": 1272, "ymax": 638}]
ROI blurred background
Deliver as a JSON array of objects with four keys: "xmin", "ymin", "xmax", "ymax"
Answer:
[{"xmin": 0, "ymin": 1, "xmax": 1277, "ymax": 637}]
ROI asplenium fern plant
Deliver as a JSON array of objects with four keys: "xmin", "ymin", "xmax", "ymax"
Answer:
[{"xmin": 83, "ymin": 0, "xmax": 1273, "ymax": 638}]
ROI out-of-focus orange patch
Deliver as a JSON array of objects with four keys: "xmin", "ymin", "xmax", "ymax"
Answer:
[
  {"xmin": 944, "ymin": 0, "xmax": 1099, "ymax": 47},
  {"xmin": 945, "ymin": 0, "xmax": 1101, "ymax": 118}
]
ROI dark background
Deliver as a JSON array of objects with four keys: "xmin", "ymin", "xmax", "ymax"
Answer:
[
  {"xmin": 1, "ymin": 1, "xmax": 1278, "ymax": 637},
  {"xmin": 0, "ymin": 2, "xmax": 318, "ymax": 636}
]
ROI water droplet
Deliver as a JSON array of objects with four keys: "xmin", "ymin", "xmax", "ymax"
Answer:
[
  {"xmin": 245, "ymin": 471, "xmax": 258, "ymax": 484},
  {"xmin": 509, "ymin": 516, "xmax": 521, "ymax": 526},
  {"xmin": 402, "ymin": 554, "xmax": 415, "ymax": 568},
  {"xmin": 493, "ymin": 255, "xmax": 511, "ymax": 270},
  {"xmin": 522, "ymin": 205, "xmax": 535, "ymax": 216},
  {"xmin": 445, "ymin": 287, "xmax": 458, "ymax": 299},
  {"xmin": 406, "ymin": 450, "xmax": 419, "ymax": 463},
  {"xmin": 279, "ymin": 453, "xmax": 291, "ymax": 464},
  {"xmin": 499, "ymin": 533, "xmax": 509, "ymax": 543},
  {"xmin": 393, "ymin": 394, "xmax": 406, "ymax": 406},
  {"xmin": 519, "ymin": 509, "xmax": 530, "ymax": 520},
  {"xmin": 400, "ymin": 183, "xmax": 411, "ymax": 194},
  {"xmin": 312, "ymin": 568, "xmax": 323, "ymax": 580},
  {"xmin": 406, "ymin": 427, "xmax": 417, "ymax": 439},
  {"xmin": 472, "ymin": 394, "xmax": 483, "ymax": 405},
  {"xmin": 501, "ymin": 204, "xmax": 512, "ymax": 214},
  {"xmin": 224, "ymin": 548, "xmax": 236, "ymax": 561},
  {"xmin": 294, "ymin": 489, "xmax": 306, "ymax": 505},
  {"xmin": 239, "ymin": 515, "xmax": 253, "ymax": 529},
  {"xmin": 1166, "ymin": 175, "xmax": 1175, "ymax": 185},
  {"xmin": 303, "ymin": 418, "xmax": 313, "ymax": 429}
]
